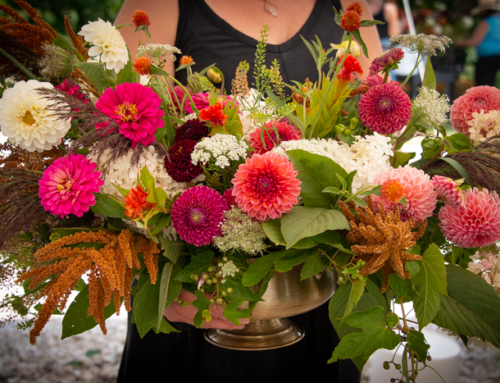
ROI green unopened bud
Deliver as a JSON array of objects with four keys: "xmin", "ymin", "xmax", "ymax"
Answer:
[
  {"xmin": 383, "ymin": 361, "xmax": 390, "ymax": 370},
  {"xmin": 38, "ymin": 44, "xmax": 73, "ymax": 79},
  {"xmin": 207, "ymin": 67, "xmax": 223, "ymax": 84}
]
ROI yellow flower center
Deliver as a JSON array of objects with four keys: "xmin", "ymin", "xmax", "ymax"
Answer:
[
  {"xmin": 57, "ymin": 178, "xmax": 74, "ymax": 192},
  {"xmin": 23, "ymin": 111, "xmax": 36, "ymax": 126},
  {"xmin": 381, "ymin": 180, "xmax": 405, "ymax": 203},
  {"xmin": 115, "ymin": 102, "xmax": 139, "ymax": 123}
]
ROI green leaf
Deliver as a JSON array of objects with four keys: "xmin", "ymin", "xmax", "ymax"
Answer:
[
  {"xmin": 52, "ymin": 227, "xmax": 102, "ymax": 237},
  {"xmin": 422, "ymin": 58, "xmax": 436, "ymax": 90},
  {"xmin": 439, "ymin": 157, "xmax": 473, "ymax": 186},
  {"xmin": 351, "ymin": 30, "xmax": 369, "ymax": 58},
  {"xmin": 343, "ymin": 279, "xmax": 366, "ymax": 318},
  {"xmin": 286, "ymin": 149, "xmax": 349, "ymax": 208},
  {"xmin": 300, "ymin": 253, "xmax": 325, "ymax": 280},
  {"xmin": 223, "ymin": 299, "xmax": 251, "ymax": 326},
  {"xmin": 116, "ymin": 48, "xmax": 137, "ymax": 85},
  {"xmin": 390, "ymin": 151, "xmax": 416, "ymax": 168},
  {"xmin": 156, "ymin": 262, "xmax": 182, "ymax": 331},
  {"xmin": 155, "ymin": 317, "xmax": 179, "ymax": 334},
  {"xmin": 151, "ymin": 214, "xmax": 172, "ymax": 235},
  {"xmin": 79, "ymin": 62, "xmax": 117, "ymax": 93},
  {"xmin": 150, "ymin": 64, "xmax": 170, "ymax": 77},
  {"xmin": 414, "ymin": 244, "xmax": 447, "ymax": 328},
  {"xmin": 242, "ymin": 250, "xmax": 290, "ymax": 286},
  {"xmin": 62, "ymin": 285, "xmax": 118, "ymax": 339},
  {"xmin": 154, "ymin": 188, "xmax": 168, "ymax": 211},
  {"xmin": 175, "ymin": 251, "xmax": 214, "ymax": 282},
  {"xmin": 261, "ymin": 219, "xmax": 286, "ymax": 246},
  {"xmin": 158, "ymin": 235, "xmax": 185, "ymax": 264},
  {"xmin": 281, "ymin": 206, "xmax": 349, "ymax": 249},
  {"xmin": 223, "ymin": 277, "xmax": 262, "ymax": 301},
  {"xmin": 432, "ymin": 265, "xmax": 500, "ymax": 348},
  {"xmin": 275, "ymin": 248, "xmax": 316, "ymax": 273},
  {"xmin": 113, "ymin": 184, "xmax": 130, "ymax": 198},
  {"xmin": 312, "ymin": 230, "xmax": 354, "ymax": 254},
  {"xmin": 360, "ymin": 19, "xmax": 385, "ymax": 27},
  {"xmin": 90, "ymin": 194, "xmax": 126, "ymax": 218},
  {"xmin": 444, "ymin": 134, "xmax": 473, "ymax": 152},
  {"xmin": 140, "ymin": 167, "xmax": 156, "ymax": 193},
  {"xmin": 405, "ymin": 261, "xmax": 420, "ymax": 279},
  {"xmin": 407, "ymin": 330, "xmax": 430, "ymax": 363},
  {"xmin": 387, "ymin": 312, "xmax": 399, "ymax": 328},
  {"xmin": 389, "ymin": 273, "xmax": 413, "ymax": 297},
  {"xmin": 328, "ymin": 306, "xmax": 400, "ymax": 363},
  {"xmin": 192, "ymin": 290, "xmax": 210, "ymax": 328}
]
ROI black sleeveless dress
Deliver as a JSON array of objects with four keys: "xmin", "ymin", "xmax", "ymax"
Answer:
[{"xmin": 117, "ymin": 1, "xmax": 360, "ymax": 381}]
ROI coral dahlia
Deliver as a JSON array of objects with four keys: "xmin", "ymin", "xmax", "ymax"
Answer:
[
  {"xmin": 432, "ymin": 176, "xmax": 465, "ymax": 209},
  {"xmin": 164, "ymin": 140, "xmax": 203, "ymax": 182},
  {"xmin": 358, "ymin": 82, "xmax": 411, "ymax": 134},
  {"xmin": 95, "ymin": 82, "xmax": 164, "ymax": 149},
  {"xmin": 39, "ymin": 154, "xmax": 104, "ymax": 218},
  {"xmin": 248, "ymin": 120, "xmax": 301, "ymax": 154},
  {"xmin": 439, "ymin": 188, "xmax": 500, "ymax": 248},
  {"xmin": 450, "ymin": 86, "xmax": 500, "ymax": 134},
  {"xmin": 232, "ymin": 152, "xmax": 301, "ymax": 221},
  {"xmin": 171, "ymin": 186, "xmax": 227, "ymax": 246},
  {"xmin": 372, "ymin": 165, "xmax": 438, "ymax": 221}
]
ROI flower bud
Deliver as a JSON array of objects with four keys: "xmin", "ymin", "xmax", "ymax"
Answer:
[
  {"xmin": 207, "ymin": 67, "xmax": 223, "ymax": 84},
  {"xmin": 38, "ymin": 44, "xmax": 73, "ymax": 79}
]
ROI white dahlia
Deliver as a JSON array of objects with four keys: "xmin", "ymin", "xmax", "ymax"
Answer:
[
  {"xmin": 78, "ymin": 19, "xmax": 128, "ymax": 73},
  {"xmin": 0, "ymin": 80, "xmax": 71, "ymax": 152}
]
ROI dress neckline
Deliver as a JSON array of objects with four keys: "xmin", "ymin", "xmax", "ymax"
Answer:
[{"xmin": 193, "ymin": 0, "xmax": 325, "ymax": 53}]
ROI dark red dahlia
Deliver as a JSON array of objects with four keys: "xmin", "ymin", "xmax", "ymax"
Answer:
[
  {"xmin": 164, "ymin": 140, "xmax": 203, "ymax": 182},
  {"xmin": 175, "ymin": 119, "xmax": 209, "ymax": 142}
]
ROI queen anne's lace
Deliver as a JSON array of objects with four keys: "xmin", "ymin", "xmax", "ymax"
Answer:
[
  {"xmin": 137, "ymin": 44, "xmax": 181, "ymax": 61},
  {"xmin": 191, "ymin": 134, "xmax": 248, "ymax": 169},
  {"xmin": 389, "ymin": 33, "xmax": 452, "ymax": 56},
  {"xmin": 412, "ymin": 86, "xmax": 450, "ymax": 128}
]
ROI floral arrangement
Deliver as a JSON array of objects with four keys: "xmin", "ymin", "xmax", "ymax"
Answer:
[{"xmin": 1, "ymin": 1, "xmax": 500, "ymax": 382}]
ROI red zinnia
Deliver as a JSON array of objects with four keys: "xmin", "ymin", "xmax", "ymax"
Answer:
[
  {"xmin": 132, "ymin": 10, "xmax": 151, "ymax": 28},
  {"xmin": 125, "ymin": 186, "xmax": 155, "ymax": 219},
  {"xmin": 346, "ymin": 2, "xmax": 363, "ymax": 16},
  {"xmin": 133, "ymin": 57, "xmax": 151, "ymax": 75},
  {"xmin": 341, "ymin": 10, "xmax": 361, "ymax": 32},
  {"xmin": 337, "ymin": 54, "xmax": 363, "ymax": 82},
  {"xmin": 199, "ymin": 102, "xmax": 228, "ymax": 127}
]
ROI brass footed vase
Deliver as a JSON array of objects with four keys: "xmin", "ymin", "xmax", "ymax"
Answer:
[{"xmin": 204, "ymin": 264, "xmax": 337, "ymax": 350}]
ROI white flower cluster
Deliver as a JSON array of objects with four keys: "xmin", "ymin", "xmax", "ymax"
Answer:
[
  {"xmin": 78, "ymin": 19, "xmax": 128, "ymax": 73},
  {"xmin": 324, "ymin": 134, "xmax": 393, "ymax": 193},
  {"xmin": 217, "ymin": 259, "xmax": 240, "ymax": 279},
  {"xmin": 0, "ymin": 80, "xmax": 71, "ymax": 152},
  {"xmin": 271, "ymin": 139, "xmax": 332, "ymax": 159},
  {"xmin": 389, "ymin": 33, "xmax": 452, "ymax": 56},
  {"xmin": 467, "ymin": 110, "xmax": 500, "ymax": 145},
  {"xmin": 89, "ymin": 145, "xmax": 198, "ymax": 199},
  {"xmin": 191, "ymin": 134, "xmax": 249, "ymax": 169},
  {"xmin": 412, "ymin": 86, "xmax": 450, "ymax": 128},
  {"xmin": 467, "ymin": 250, "xmax": 500, "ymax": 293},
  {"xmin": 214, "ymin": 207, "xmax": 267, "ymax": 255},
  {"xmin": 137, "ymin": 44, "xmax": 181, "ymax": 61}
]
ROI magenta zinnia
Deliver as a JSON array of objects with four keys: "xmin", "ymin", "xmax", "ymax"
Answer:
[
  {"xmin": 368, "ymin": 48, "xmax": 405, "ymax": 77},
  {"xmin": 171, "ymin": 186, "xmax": 228, "ymax": 246},
  {"xmin": 358, "ymin": 82, "xmax": 411, "ymax": 134},
  {"xmin": 39, "ymin": 154, "xmax": 104, "ymax": 218},
  {"xmin": 248, "ymin": 120, "xmax": 301, "ymax": 154},
  {"xmin": 55, "ymin": 79, "xmax": 90, "ymax": 105},
  {"xmin": 439, "ymin": 188, "xmax": 500, "ymax": 248},
  {"xmin": 232, "ymin": 152, "xmax": 301, "ymax": 221},
  {"xmin": 372, "ymin": 165, "xmax": 438, "ymax": 222},
  {"xmin": 432, "ymin": 176, "xmax": 465, "ymax": 209},
  {"xmin": 164, "ymin": 140, "xmax": 203, "ymax": 182},
  {"xmin": 96, "ymin": 82, "xmax": 164, "ymax": 148},
  {"xmin": 450, "ymin": 86, "xmax": 500, "ymax": 134}
]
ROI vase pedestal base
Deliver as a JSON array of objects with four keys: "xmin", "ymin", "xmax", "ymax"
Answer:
[{"xmin": 204, "ymin": 318, "xmax": 305, "ymax": 351}]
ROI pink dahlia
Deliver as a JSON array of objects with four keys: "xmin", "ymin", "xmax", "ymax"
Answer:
[
  {"xmin": 432, "ymin": 176, "xmax": 465, "ymax": 209},
  {"xmin": 171, "ymin": 186, "xmax": 228, "ymax": 246},
  {"xmin": 372, "ymin": 165, "xmax": 438, "ymax": 221},
  {"xmin": 96, "ymin": 82, "xmax": 164, "ymax": 149},
  {"xmin": 358, "ymin": 82, "xmax": 411, "ymax": 135},
  {"xmin": 439, "ymin": 188, "xmax": 500, "ymax": 248},
  {"xmin": 39, "ymin": 154, "xmax": 104, "ymax": 218},
  {"xmin": 368, "ymin": 48, "xmax": 405, "ymax": 77},
  {"xmin": 450, "ymin": 86, "xmax": 500, "ymax": 134},
  {"xmin": 248, "ymin": 120, "xmax": 301, "ymax": 154},
  {"xmin": 232, "ymin": 152, "xmax": 301, "ymax": 221}
]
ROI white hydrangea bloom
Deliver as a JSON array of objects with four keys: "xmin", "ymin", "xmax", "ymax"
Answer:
[
  {"xmin": 467, "ymin": 110, "xmax": 500, "ymax": 145},
  {"xmin": 78, "ymin": 19, "xmax": 128, "ymax": 73},
  {"xmin": 192, "ymin": 134, "xmax": 248, "ymax": 169},
  {"xmin": 137, "ymin": 44, "xmax": 181, "ymax": 61},
  {"xmin": 467, "ymin": 250, "xmax": 500, "ymax": 294},
  {"xmin": 0, "ymin": 80, "xmax": 71, "ymax": 152},
  {"xmin": 412, "ymin": 86, "xmax": 450, "ymax": 128}
]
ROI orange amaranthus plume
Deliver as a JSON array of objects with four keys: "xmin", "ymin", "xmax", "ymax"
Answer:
[
  {"xmin": 17, "ymin": 230, "xmax": 160, "ymax": 344},
  {"xmin": 64, "ymin": 15, "xmax": 89, "ymax": 61}
]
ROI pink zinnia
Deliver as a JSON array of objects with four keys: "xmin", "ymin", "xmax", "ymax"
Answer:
[
  {"xmin": 171, "ymin": 186, "xmax": 227, "ymax": 246},
  {"xmin": 248, "ymin": 120, "xmax": 302, "ymax": 154},
  {"xmin": 432, "ymin": 176, "xmax": 465, "ymax": 209},
  {"xmin": 439, "ymin": 188, "xmax": 500, "ymax": 248},
  {"xmin": 232, "ymin": 152, "xmax": 301, "ymax": 221},
  {"xmin": 368, "ymin": 48, "xmax": 405, "ymax": 77},
  {"xmin": 55, "ymin": 79, "xmax": 90, "ymax": 105},
  {"xmin": 372, "ymin": 165, "xmax": 438, "ymax": 221},
  {"xmin": 450, "ymin": 86, "xmax": 500, "ymax": 134},
  {"xmin": 96, "ymin": 82, "xmax": 164, "ymax": 149},
  {"xmin": 358, "ymin": 82, "xmax": 411, "ymax": 135},
  {"xmin": 39, "ymin": 154, "xmax": 104, "ymax": 218}
]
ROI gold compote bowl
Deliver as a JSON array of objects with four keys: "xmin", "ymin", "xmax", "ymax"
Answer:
[{"xmin": 204, "ymin": 264, "xmax": 337, "ymax": 350}]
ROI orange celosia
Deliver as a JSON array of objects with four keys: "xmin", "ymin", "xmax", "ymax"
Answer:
[
  {"xmin": 132, "ymin": 10, "xmax": 151, "ymax": 28},
  {"xmin": 179, "ymin": 55, "xmax": 193, "ymax": 65},
  {"xmin": 133, "ymin": 57, "xmax": 151, "ymax": 75},
  {"xmin": 199, "ymin": 102, "xmax": 228, "ymax": 127},
  {"xmin": 337, "ymin": 54, "xmax": 363, "ymax": 82},
  {"xmin": 341, "ymin": 10, "xmax": 361, "ymax": 32},
  {"xmin": 124, "ymin": 186, "xmax": 155, "ymax": 219}
]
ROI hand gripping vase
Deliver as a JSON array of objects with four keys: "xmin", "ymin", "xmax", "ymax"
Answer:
[{"xmin": 204, "ymin": 264, "xmax": 337, "ymax": 350}]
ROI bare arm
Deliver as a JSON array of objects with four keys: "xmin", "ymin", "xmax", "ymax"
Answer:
[
  {"xmin": 457, "ymin": 21, "xmax": 489, "ymax": 47},
  {"xmin": 384, "ymin": 2, "xmax": 401, "ymax": 37},
  {"xmin": 340, "ymin": 0, "xmax": 383, "ymax": 79},
  {"xmin": 114, "ymin": 0, "xmax": 179, "ymax": 76}
]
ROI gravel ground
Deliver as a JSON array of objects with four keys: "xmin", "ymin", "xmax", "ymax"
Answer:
[{"xmin": 1, "ymin": 315, "xmax": 499, "ymax": 383}]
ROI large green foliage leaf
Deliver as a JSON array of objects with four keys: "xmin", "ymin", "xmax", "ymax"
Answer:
[
  {"xmin": 175, "ymin": 251, "xmax": 214, "ymax": 282},
  {"xmin": 223, "ymin": 299, "xmax": 251, "ymax": 326},
  {"xmin": 285, "ymin": 150, "xmax": 349, "ymax": 208},
  {"xmin": 156, "ymin": 262, "xmax": 182, "ymax": 331},
  {"xmin": 281, "ymin": 206, "xmax": 349, "ymax": 249},
  {"xmin": 79, "ymin": 62, "xmax": 117, "ymax": 93},
  {"xmin": 241, "ymin": 250, "xmax": 291, "ymax": 286},
  {"xmin": 414, "ymin": 244, "xmax": 447, "ymax": 328},
  {"xmin": 275, "ymin": 248, "xmax": 316, "ymax": 273},
  {"xmin": 432, "ymin": 265, "xmax": 500, "ymax": 348},
  {"xmin": 90, "ymin": 194, "xmax": 126, "ymax": 218},
  {"xmin": 158, "ymin": 235, "xmax": 185, "ymax": 264},
  {"xmin": 261, "ymin": 219, "xmax": 286, "ymax": 246}
]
